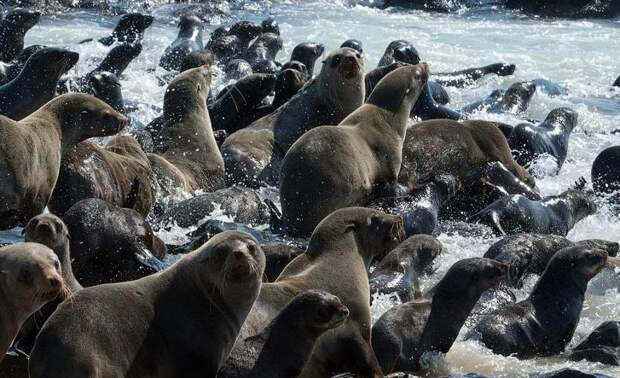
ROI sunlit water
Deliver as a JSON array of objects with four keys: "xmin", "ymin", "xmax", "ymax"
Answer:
[{"xmin": 5, "ymin": 1, "xmax": 620, "ymax": 376}]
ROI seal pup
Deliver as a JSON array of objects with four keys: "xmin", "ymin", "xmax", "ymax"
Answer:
[
  {"xmin": 369, "ymin": 234, "xmax": 443, "ymax": 302},
  {"xmin": 591, "ymin": 146, "xmax": 620, "ymax": 204},
  {"xmin": 378, "ymin": 40, "xmax": 420, "ymax": 67},
  {"xmin": 231, "ymin": 207, "xmax": 404, "ymax": 378},
  {"xmin": 221, "ymin": 47, "xmax": 365, "ymax": 188},
  {"xmin": 371, "ymin": 258, "xmax": 508, "ymax": 374},
  {"xmin": 461, "ymin": 81, "xmax": 537, "ymax": 115},
  {"xmin": 469, "ymin": 246, "xmax": 609, "ymax": 358},
  {"xmin": 89, "ymin": 71, "xmax": 125, "ymax": 113},
  {"xmin": 159, "ymin": 15, "xmax": 204, "ymax": 72},
  {"xmin": 93, "ymin": 13, "xmax": 154, "ymax": 46},
  {"xmin": 148, "ymin": 65, "xmax": 225, "ymax": 194},
  {"xmin": 290, "ymin": 42, "xmax": 325, "ymax": 76},
  {"xmin": 245, "ymin": 32, "xmax": 283, "ymax": 73},
  {"xmin": 260, "ymin": 242, "xmax": 305, "ymax": 282},
  {"xmin": 280, "ymin": 64, "xmax": 428, "ymax": 236},
  {"xmin": 508, "ymin": 107, "xmax": 578, "ymax": 172},
  {"xmin": 0, "ymin": 44, "xmax": 46, "ymax": 85},
  {"xmin": 261, "ymin": 17, "xmax": 280, "ymax": 35},
  {"xmin": 0, "ymin": 47, "xmax": 79, "ymax": 120},
  {"xmin": 468, "ymin": 189, "xmax": 597, "ymax": 236},
  {"xmin": 219, "ymin": 290, "xmax": 349, "ymax": 377},
  {"xmin": 48, "ymin": 135, "xmax": 154, "ymax": 217},
  {"xmin": 570, "ymin": 321, "xmax": 620, "ymax": 366},
  {"xmin": 0, "ymin": 243, "xmax": 64, "ymax": 361},
  {"xmin": 433, "ymin": 62, "xmax": 516, "ymax": 87},
  {"xmin": 399, "ymin": 119, "xmax": 536, "ymax": 191},
  {"xmin": 0, "ymin": 9, "xmax": 40, "ymax": 63},
  {"xmin": 484, "ymin": 234, "xmax": 618, "ymax": 287},
  {"xmin": 0, "ymin": 93, "xmax": 128, "ymax": 229},
  {"xmin": 62, "ymin": 198, "xmax": 166, "ymax": 287},
  {"xmin": 209, "ymin": 73, "xmax": 277, "ymax": 134},
  {"xmin": 30, "ymin": 231, "xmax": 265, "ymax": 378},
  {"xmin": 271, "ymin": 68, "xmax": 308, "ymax": 109},
  {"xmin": 341, "ymin": 39, "xmax": 363, "ymax": 54}
]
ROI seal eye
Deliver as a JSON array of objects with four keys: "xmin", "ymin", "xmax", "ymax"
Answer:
[{"xmin": 330, "ymin": 56, "xmax": 341, "ymax": 68}]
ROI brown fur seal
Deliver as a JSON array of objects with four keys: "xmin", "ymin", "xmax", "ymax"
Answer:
[
  {"xmin": 148, "ymin": 65, "xmax": 225, "ymax": 194},
  {"xmin": 0, "ymin": 93, "xmax": 128, "ymax": 229},
  {"xmin": 0, "ymin": 243, "xmax": 64, "ymax": 361},
  {"xmin": 220, "ymin": 290, "xmax": 349, "ymax": 377},
  {"xmin": 231, "ymin": 207, "xmax": 405, "ymax": 378},
  {"xmin": 221, "ymin": 47, "xmax": 365, "ymax": 188},
  {"xmin": 48, "ymin": 135, "xmax": 154, "ymax": 217},
  {"xmin": 30, "ymin": 231, "xmax": 265, "ymax": 377},
  {"xmin": 280, "ymin": 64, "xmax": 428, "ymax": 236},
  {"xmin": 399, "ymin": 119, "xmax": 536, "ymax": 190}
]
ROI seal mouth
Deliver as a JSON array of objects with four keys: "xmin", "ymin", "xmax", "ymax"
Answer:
[
  {"xmin": 328, "ymin": 307, "xmax": 350, "ymax": 328},
  {"xmin": 339, "ymin": 56, "xmax": 362, "ymax": 80}
]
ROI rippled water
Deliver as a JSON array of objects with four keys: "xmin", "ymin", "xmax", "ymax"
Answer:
[{"xmin": 8, "ymin": 1, "xmax": 620, "ymax": 376}]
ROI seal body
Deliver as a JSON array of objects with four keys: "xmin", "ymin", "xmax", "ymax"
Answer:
[
  {"xmin": 0, "ymin": 48, "xmax": 79, "ymax": 120},
  {"xmin": 30, "ymin": 231, "xmax": 265, "ymax": 378},
  {"xmin": 0, "ymin": 9, "xmax": 40, "ymax": 62},
  {"xmin": 369, "ymin": 234, "xmax": 443, "ymax": 302},
  {"xmin": 280, "ymin": 64, "xmax": 428, "ymax": 236},
  {"xmin": 591, "ymin": 145, "xmax": 620, "ymax": 204},
  {"xmin": 49, "ymin": 135, "xmax": 154, "ymax": 217},
  {"xmin": 570, "ymin": 321, "xmax": 620, "ymax": 366},
  {"xmin": 148, "ymin": 66, "xmax": 225, "ymax": 194},
  {"xmin": 0, "ymin": 93, "xmax": 128, "ymax": 229},
  {"xmin": 0, "ymin": 243, "xmax": 63, "ymax": 361},
  {"xmin": 371, "ymin": 258, "xmax": 507, "ymax": 374},
  {"xmin": 461, "ymin": 81, "xmax": 537, "ymax": 115},
  {"xmin": 220, "ymin": 290, "xmax": 349, "ymax": 378},
  {"xmin": 62, "ymin": 198, "xmax": 166, "ymax": 286},
  {"xmin": 96, "ymin": 13, "xmax": 153, "ymax": 46},
  {"xmin": 290, "ymin": 42, "xmax": 325, "ymax": 75},
  {"xmin": 468, "ymin": 190, "xmax": 597, "ymax": 236},
  {"xmin": 159, "ymin": 15, "xmax": 204, "ymax": 71},
  {"xmin": 221, "ymin": 47, "xmax": 365, "ymax": 188},
  {"xmin": 508, "ymin": 108, "xmax": 578, "ymax": 171},
  {"xmin": 470, "ymin": 246, "xmax": 609, "ymax": 358},
  {"xmin": 232, "ymin": 207, "xmax": 405, "ymax": 378},
  {"xmin": 399, "ymin": 119, "xmax": 536, "ymax": 191},
  {"xmin": 433, "ymin": 62, "xmax": 516, "ymax": 87}
]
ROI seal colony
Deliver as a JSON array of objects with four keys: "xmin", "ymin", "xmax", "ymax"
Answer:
[{"xmin": 0, "ymin": 3, "xmax": 618, "ymax": 378}]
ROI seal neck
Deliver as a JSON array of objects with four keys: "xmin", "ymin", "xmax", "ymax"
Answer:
[
  {"xmin": 55, "ymin": 242, "xmax": 81, "ymax": 293},
  {"xmin": 0, "ymin": 280, "xmax": 20, "ymax": 357}
]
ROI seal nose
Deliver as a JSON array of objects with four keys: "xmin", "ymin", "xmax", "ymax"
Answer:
[
  {"xmin": 340, "ymin": 307, "xmax": 350, "ymax": 318},
  {"xmin": 47, "ymin": 276, "xmax": 61, "ymax": 289},
  {"xmin": 233, "ymin": 250, "xmax": 246, "ymax": 260}
]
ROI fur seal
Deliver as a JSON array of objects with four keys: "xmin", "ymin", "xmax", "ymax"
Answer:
[
  {"xmin": 62, "ymin": 198, "xmax": 166, "ymax": 287},
  {"xmin": 209, "ymin": 73, "xmax": 277, "ymax": 134},
  {"xmin": 271, "ymin": 68, "xmax": 308, "ymax": 109},
  {"xmin": 614, "ymin": 75, "xmax": 620, "ymax": 87},
  {"xmin": 220, "ymin": 290, "xmax": 349, "ymax": 378},
  {"xmin": 508, "ymin": 107, "xmax": 578, "ymax": 172},
  {"xmin": 58, "ymin": 42, "xmax": 142, "ymax": 95},
  {"xmin": 290, "ymin": 42, "xmax": 325, "ymax": 75},
  {"xmin": 89, "ymin": 71, "xmax": 125, "ymax": 113},
  {"xmin": 461, "ymin": 81, "xmax": 537, "ymax": 115},
  {"xmin": 280, "ymin": 64, "xmax": 428, "ymax": 236},
  {"xmin": 369, "ymin": 234, "xmax": 443, "ymax": 302},
  {"xmin": 148, "ymin": 66, "xmax": 225, "ymax": 194},
  {"xmin": 399, "ymin": 119, "xmax": 536, "ymax": 191},
  {"xmin": 433, "ymin": 62, "xmax": 516, "ymax": 87},
  {"xmin": 411, "ymin": 81, "xmax": 463, "ymax": 120},
  {"xmin": 591, "ymin": 146, "xmax": 620, "ymax": 202},
  {"xmin": 0, "ymin": 93, "xmax": 128, "ymax": 229},
  {"xmin": 160, "ymin": 186, "xmax": 270, "ymax": 229},
  {"xmin": 371, "ymin": 257, "xmax": 508, "ymax": 374},
  {"xmin": 468, "ymin": 189, "xmax": 597, "ymax": 236},
  {"xmin": 94, "ymin": 13, "xmax": 154, "ymax": 46},
  {"xmin": 0, "ymin": 243, "xmax": 63, "ymax": 361},
  {"xmin": 0, "ymin": 47, "xmax": 79, "ymax": 120},
  {"xmin": 222, "ymin": 47, "xmax": 365, "ymax": 188},
  {"xmin": 0, "ymin": 9, "xmax": 40, "ymax": 63},
  {"xmin": 231, "ymin": 207, "xmax": 404, "ymax": 378},
  {"xmin": 0, "ymin": 44, "xmax": 46, "ymax": 85},
  {"xmin": 261, "ymin": 17, "xmax": 280, "ymax": 35},
  {"xmin": 48, "ymin": 135, "xmax": 154, "ymax": 217},
  {"xmin": 570, "ymin": 321, "xmax": 620, "ymax": 366},
  {"xmin": 341, "ymin": 39, "xmax": 363, "ymax": 54},
  {"xmin": 245, "ymin": 32, "xmax": 283, "ymax": 73},
  {"xmin": 260, "ymin": 242, "xmax": 305, "ymax": 282},
  {"xmin": 378, "ymin": 40, "xmax": 420, "ymax": 67},
  {"xmin": 484, "ymin": 234, "xmax": 618, "ymax": 286},
  {"xmin": 159, "ymin": 15, "xmax": 204, "ymax": 72},
  {"xmin": 225, "ymin": 59, "xmax": 253, "ymax": 80},
  {"xmin": 469, "ymin": 246, "xmax": 609, "ymax": 358},
  {"xmin": 30, "ymin": 231, "xmax": 265, "ymax": 378}
]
